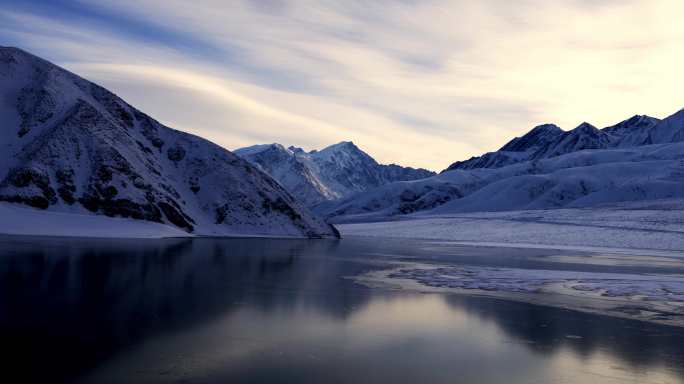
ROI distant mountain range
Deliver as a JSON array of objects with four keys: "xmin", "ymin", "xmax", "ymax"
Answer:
[
  {"xmin": 318, "ymin": 111, "xmax": 684, "ymax": 223},
  {"xmin": 0, "ymin": 46, "xmax": 338, "ymax": 238},
  {"xmin": 235, "ymin": 142, "xmax": 435, "ymax": 206},
  {"xmin": 444, "ymin": 115, "xmax": 662, "ymax": 172}
]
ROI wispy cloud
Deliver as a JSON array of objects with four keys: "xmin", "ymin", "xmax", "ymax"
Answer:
[{"xmin": 2, "ymin": 0, "xmax": 684, "ymax": 170}]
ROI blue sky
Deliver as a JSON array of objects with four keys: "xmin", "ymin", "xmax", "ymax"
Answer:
[{"xmin": 2, "ymin": 0, "xmax": 684, "ymax": 169}]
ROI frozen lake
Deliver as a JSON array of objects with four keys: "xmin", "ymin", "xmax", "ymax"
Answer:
[{"xmin": 1, "ymin": 235, "xmax": 683, "ymax": 383}]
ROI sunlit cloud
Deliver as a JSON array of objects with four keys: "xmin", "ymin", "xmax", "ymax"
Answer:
[{"xmin": 2, "ymin": 0, "xmax": 684, "ymax": 169}]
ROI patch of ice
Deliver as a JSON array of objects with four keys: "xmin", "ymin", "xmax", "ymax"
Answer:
[{"xmin": 387, "ymin": 265, "xmax": 684, "ymax": 303}]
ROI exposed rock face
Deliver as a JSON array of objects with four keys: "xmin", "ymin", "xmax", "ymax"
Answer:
[
  {"xmin": 235, "ymin": 141, "xmax": 435, "ymax": 206},
  {"xmin": 0, "ymin": 46, "xmax": 338, "ymax": 238}
]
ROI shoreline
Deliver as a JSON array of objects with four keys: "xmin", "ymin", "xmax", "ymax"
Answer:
[
  {"xmin": 343, "ymin": 234, "xmax": 684, "ymax": 259},
  {"xmin": 0, "ymin": 232, "xmax": 340, "ymax": 241},
  {"xmin": 337, "ymin": 207, "xmax": 684, "ymax": 258}
]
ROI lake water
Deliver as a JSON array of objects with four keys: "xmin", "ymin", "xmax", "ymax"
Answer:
[{"xmin": 1, "ymin": 235, "xmax": 683, "ymax": 383}]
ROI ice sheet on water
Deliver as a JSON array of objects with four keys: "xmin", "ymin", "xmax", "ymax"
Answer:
[{"xmin": 388, "ymin": 265, "xmax": 684, "ymax": 302}]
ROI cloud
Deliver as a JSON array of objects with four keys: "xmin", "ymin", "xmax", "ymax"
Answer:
[{"xmin": 3, "ymin": 1, "xmax": 684, "ymax": 170}]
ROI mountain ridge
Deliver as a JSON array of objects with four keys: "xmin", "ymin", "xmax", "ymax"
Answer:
[{"xmin": 444, "ymin": 114, "xmax": 667, "ymax": 172}]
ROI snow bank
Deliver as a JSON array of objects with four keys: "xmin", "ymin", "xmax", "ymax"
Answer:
[
  {"xmin": 338, "ymin": 203, "xmax": 684, "ymax": 256},
  {"xmin": 0, "ymin": 203, "xmax": 189, "ymax": 238}
]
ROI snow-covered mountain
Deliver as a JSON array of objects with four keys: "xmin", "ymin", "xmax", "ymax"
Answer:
[
  {"xmin": 0, "ymin": 46, "xmax": 338, "ymax": 238},
  {"xmin": 319, "ymin": 110, "xmax": 684, "ymax": 223},
  {"xmin": 649, "ymin": 109, "xmax": 684, "ymax": 144},
  {"xmin": 532, "ymin": 122, "xmax": 611, "ymax": 159},
  {"xmin": 444, "ymin": 115, "xmax": 663, "ymax": 172},
  {"xmin": 603, "ymin": 114, "xmax": 660, "ymax": 147},
  {"xmin": 235, "ymin": 141, "xmax": 435, "ymax": 206},
  {"xmin": 445, "ymin": 124, "xmax": 563, "ymax": 171}
]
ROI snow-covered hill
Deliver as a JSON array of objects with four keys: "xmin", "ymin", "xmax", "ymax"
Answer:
[
  {"xmin": 0, "ymin": 46, "xmax": 338, "ymax": 238},
  {"xmin": 320, "ymin": 117, "xmax": 684, "ymax": 223},
  {"xmin": 235, "ymin": 141, "xmax": 435, "ymax": 206}
]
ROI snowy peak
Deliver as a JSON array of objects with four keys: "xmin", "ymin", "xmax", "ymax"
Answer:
[
  {"xmin": 1, "ymin": 45, "xmax": 37, "ymax": 69},
  {"xmin": 604, "ymin": 114, "xmax": 660, "ymax": 134},
  {"xmin": 602, "ymin": 114, "xmax": 660, "ymax": 147},
  {"xmin": 311, "ymin": 141, "xmax": 378, "ymax": 169},
  {"xmin": 234, "ymin": 143, "xmax": 290, "ymax": 157},
  {"xmin": 532, "ymin": 122, "xmax": 610, "ymax": 159},
  {"xmin": 319, "ymin": 140, "xmax": 357, "ymax": 152},
  {"xmin": 311, "ymin": 141, "xmax": 376, "ymax": 166},
  {"xmin": 0, "ymin": 46, "xmax": 338, "ymax": 238},
  {"xmin": 445, "ymin": 124, "xmax": 564, "ymax": 172},
  {"xmin": 574, "ymin": 122, "xmax": 599, "ymax": 132},
  {"xmin": 499, "ymin": 123, "xmax": 563, "ymax": 153},
  {"xmin": 236, "ymin": 141, "xmax": 435, "ymax": 206}
]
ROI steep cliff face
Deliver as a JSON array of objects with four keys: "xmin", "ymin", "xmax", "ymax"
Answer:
[{"xmin": 0, "ymin": 46, "xmax": 338, "ymax": 238}]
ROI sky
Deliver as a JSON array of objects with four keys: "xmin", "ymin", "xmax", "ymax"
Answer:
[{"xmin": 2, "ymin": 0, "xmax": 684, "ymax": 170}]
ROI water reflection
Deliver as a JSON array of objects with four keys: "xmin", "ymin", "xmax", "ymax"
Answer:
[{"xmin": 0, "ymin": 236, "xmax": 682, "ymax": 383}]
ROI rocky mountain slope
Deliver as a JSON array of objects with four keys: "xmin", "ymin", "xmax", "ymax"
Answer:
[
  {"xmin": 0, "ymin": 46, "xmax": 338, "ymax": 238},
  {"xmin": 235, "ymin": 141, "xmax": 434, "ymax": 206}
]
